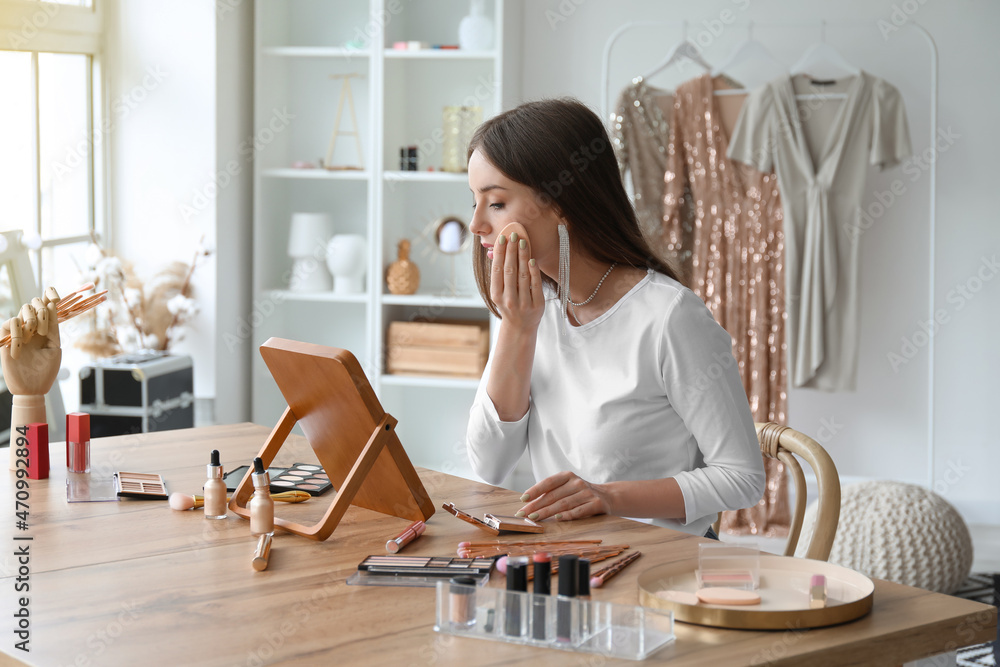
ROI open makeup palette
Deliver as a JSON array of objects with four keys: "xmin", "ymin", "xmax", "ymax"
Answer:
[{"xmin": 225, "ymin": 462, "xmax": 333, "ymax": 496}]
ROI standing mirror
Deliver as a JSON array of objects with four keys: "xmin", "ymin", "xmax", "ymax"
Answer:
[
  {"xmin": 434, "ymin": 216, "xmax": 470, "ymax": 254},
  {"xmin": 432, "ymin": 216, "xmax": 471, "ymax": 296}
]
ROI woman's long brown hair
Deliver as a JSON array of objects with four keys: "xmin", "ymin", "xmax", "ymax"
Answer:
[{"xmin": 467, "ymin": 98, "xmax": 680, "ymax": 318}]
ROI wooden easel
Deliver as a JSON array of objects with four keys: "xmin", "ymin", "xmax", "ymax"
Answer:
[
  {"xmin": 228, "ymin": 338, "xmax": 435, "ymax": 541},
  {"xmin": 324, "ymin": 73, "xmax": 365, "ymax": 171}
]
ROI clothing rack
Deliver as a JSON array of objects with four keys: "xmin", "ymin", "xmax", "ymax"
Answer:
[{"xmin": 602, "ymin": 20, "xmax": 940, "ymax": 492}]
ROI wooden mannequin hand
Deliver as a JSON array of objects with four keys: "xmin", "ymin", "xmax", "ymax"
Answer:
[
  {"xmin": 514, "ymin": 471, "xmax": 612, "ymax": 522},
  {"xmin": 0, "ymin": 288, "xmax": 61, "ymax": 397},
  {"xmin": 491, "ymin": 231, "xmax": 544, "ymax": 332}
]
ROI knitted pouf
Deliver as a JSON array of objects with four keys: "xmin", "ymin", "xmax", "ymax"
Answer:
[{"xmin": 795, "ymin": 481, "xmax": 973, "ymax": 594}]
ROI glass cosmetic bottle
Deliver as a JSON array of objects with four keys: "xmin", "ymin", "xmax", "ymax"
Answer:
[
  {"xmin": 249, "ymin": 457, "xmax": 274, "ymax": 536},
  {"xmin": 203, "ymin": 449, "xmax": 227, "ymax": 520}
]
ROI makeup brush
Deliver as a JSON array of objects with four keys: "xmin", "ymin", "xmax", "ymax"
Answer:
[
  {"xmin": 168, "ymin": 490, "xmax": 310, "ymax": 510},
  {"xmin": 0, "ymin": 283, "xmax": 109, "ymax": 348}
]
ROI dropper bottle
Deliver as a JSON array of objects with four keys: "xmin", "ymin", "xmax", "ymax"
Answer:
[
  {"xmin": 249, "ymin": 457, "xmax": 274, "ymax": 536},
  {"xmin": 203, "ymin": 449, "xmax": 227, "ymax": 520}
]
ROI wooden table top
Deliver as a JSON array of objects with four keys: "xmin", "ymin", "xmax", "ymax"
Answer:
[{"xmin": 0, "ymin": 423, "xmax": 994, "ymax": 666}]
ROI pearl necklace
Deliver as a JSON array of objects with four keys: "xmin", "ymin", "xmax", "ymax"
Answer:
[{"xmin": 568, "ymin": 263, "xmax": 617, "ymax": 323}]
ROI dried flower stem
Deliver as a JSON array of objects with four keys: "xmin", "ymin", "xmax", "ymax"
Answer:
[{"xmin": 160, "ymin": 237, "xmax": 206, "ymax": 351}]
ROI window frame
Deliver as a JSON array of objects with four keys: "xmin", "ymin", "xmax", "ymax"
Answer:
[{"xmin": 0, "ymin": 0, "xmax": 106, "ymax": 286}]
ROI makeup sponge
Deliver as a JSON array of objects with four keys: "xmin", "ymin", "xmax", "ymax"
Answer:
[
  {"xmin": 499, "ymin": 222, "xmax": 531, "ymax": 257},
  {"xmin": 654, "ymin": 590, "xmax": 701, "ymax": 606},
  {"xmin": 695, "ymin": 587, "xmax": 762, "ymax": 606}
]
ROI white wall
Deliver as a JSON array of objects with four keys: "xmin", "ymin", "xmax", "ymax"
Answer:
[
  {"xmin": 213, "ymin": 1, "xmax": 254, "ymax": 424},
  {"xmin": 105, "ymin": 0, "xmax": 218, "ymax": 398},
  {"xmin": 101, "ymin": 0, "xmax": 997, "ymax": 523},
  {"xmin": 517, "ymin": 0, "xmax": 1000, "ymax": 524}
]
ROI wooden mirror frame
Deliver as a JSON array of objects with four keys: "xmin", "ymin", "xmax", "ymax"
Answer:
[{"xmin": 228, "ymin": 338, "xmax": 435, "ymax": 541}]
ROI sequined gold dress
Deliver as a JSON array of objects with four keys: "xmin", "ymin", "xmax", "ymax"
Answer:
[
  {"xmin": 663, "ymin": 74, "xmax": 790, "ymax": 537},
  {"xmin": 610, "ymin": 78, "xmax": 676, "ymax": 256}
]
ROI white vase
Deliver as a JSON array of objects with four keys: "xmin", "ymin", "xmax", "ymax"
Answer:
[
  {"xmin": 458, "ymin": 0, "xmax": 494, "ymax": 51},
  {"xmin": 326, "ymin": 234, "xmax": 368, "ymax": 295}
]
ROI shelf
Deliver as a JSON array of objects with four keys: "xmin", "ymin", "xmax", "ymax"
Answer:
[
  {"xmin": 381, "ymin": 292, "xmax": 484, "ymax": 308},
  {"xmin": 380, "ymin": 374, "xmax": 480, "ymax": 390},
  {"xmin": 383, "ymin": 171, "xmax": 468, "ymax": 183},
  {"xmin": 267, "ymin": 290, "xmax": 368, "ymax": 304},
  {"xmin": 261, "ymin": 46, "xmax": 371, "ymax": 58},
  {"xmin": 262, "ymin": 168, "xmax": 370, "ymax": 181},
  {"xmin": 384, "ymin": 49, "xmax": 497, "ymax": 60}
]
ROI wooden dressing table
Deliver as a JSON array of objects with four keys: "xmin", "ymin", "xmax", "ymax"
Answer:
[{"xmin": 0, "ymin": 424, "xmax": 994, "ymax": 666}]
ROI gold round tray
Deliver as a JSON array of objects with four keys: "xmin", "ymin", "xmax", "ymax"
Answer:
[{"xmin": 638, "ymin": 555, "xmax": 874, "ymax": 630}]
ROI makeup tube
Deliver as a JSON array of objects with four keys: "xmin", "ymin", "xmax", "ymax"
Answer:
[
  {"xmin": 810, "ymin": 574, "xmax": 827, "ymax": 608},
  {"xmin": 532, "ymin": 553, "xmax": 551, "ymax": 640},
  {"xmin": 252, "ymin": 534, "xmax": 272, "ymax": 571},
  {"xmin": 505, "ymin": 557, "xmax": 528, "ymax": 637},
  {"xmin": 557, "ymin": 555, "xmax": 578, "ymax": 643},
  {"xmin": 66, "ymin": 412, "xmax": 90, "ymax": 473},
  {"xmin": 577, "ymin": 559, "xmax": 591, "ymax": 637},
  {"xmin": 385, "ymin": 520, "xmax": 426, "ymax": 553}
]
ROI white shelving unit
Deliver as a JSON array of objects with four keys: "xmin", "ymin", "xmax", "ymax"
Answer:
[{"xmin": 252, "ymin": 0, "xmax": 520, "ymax": 478}]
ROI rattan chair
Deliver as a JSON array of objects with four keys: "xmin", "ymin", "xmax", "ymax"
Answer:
[{"xmin": 712, "ymin": 422, "xmax": 841, "ymax": 561}]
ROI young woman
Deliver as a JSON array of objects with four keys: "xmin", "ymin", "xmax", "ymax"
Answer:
[{"xmin": 465, "ymin": 98, "xmax": 764, "ymax": 537}]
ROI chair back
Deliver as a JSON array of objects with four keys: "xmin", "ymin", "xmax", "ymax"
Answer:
[{"xmin": 713, "ymin": 422, "xmax": 841, "ymax": 561}]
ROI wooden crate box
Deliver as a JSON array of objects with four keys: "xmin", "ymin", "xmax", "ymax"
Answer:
[{"xmin": 386, "ymin": 320, "xmax": 489, "ymax": 378}]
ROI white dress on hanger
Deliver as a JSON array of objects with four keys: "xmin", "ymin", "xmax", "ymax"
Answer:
[{"xmin": 728, "ymin": 71, "xmax": 912, "ymax": 391}]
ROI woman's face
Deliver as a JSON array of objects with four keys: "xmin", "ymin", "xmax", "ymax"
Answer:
[{"xmin": 467, "ymin": 149, "xmax": 563, "ymax": 276}]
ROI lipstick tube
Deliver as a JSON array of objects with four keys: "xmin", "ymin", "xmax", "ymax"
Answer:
[
  {"xmin": 531, "ymin": 553, "xmax": 551, "ymax": 640},
  {"xmin": 66, "ymin": 413, "xmax": 90, "ymax": 473},
  {"xmin": 385, "ymin": 520, "xmax": 426, "ymax": 554}
]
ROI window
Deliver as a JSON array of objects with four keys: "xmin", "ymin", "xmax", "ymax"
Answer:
[
  {"xmin": 1, "ymin": 0, "xmax": 104, "ymax": 414},
  {"xmin": 0, "ymin": 0, "xmax": 104, "ymax": 290}
]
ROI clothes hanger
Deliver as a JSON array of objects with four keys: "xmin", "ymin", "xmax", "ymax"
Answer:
[
  {"xmin": 712, "ymin": 22, "xmax": 788, "ymax": 96},
  {"xmin": 790, "ymin": 20, "xmax": 860, "ymax": 81},
  {"xmin": 642, "ymin": 21, "xmax": 712, "ymax": 80}
]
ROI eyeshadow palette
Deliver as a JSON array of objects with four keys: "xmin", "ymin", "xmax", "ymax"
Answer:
[
  {"xmin": 347, "ymin": 555, "xmax": 498, "ymax": 588},
  {"xmin": 269, "ymin": 462, "xmax": 333, "ymax": 496},
  {"xmin": 113, "ymin": 471, "xmax": 168, "ymax": 499},
  {"xmin": 225, "ymin": 463, "xmax": 334, "ymax": 497}
]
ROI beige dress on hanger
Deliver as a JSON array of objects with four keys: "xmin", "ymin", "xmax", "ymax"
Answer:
[
  {"xmin": 611, "ymin": 78, "xmax": 677, "ymax": 257},
  {"xmin": 727, "ymin": 72, "xmax": 912, "ymax": 391},
  {"xmin": 663, "ymin": 73, "xmax": 790, "ymax": 537}
]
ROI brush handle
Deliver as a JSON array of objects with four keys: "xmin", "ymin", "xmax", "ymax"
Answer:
[
  {"xmin": 590, "ymin": 551, "xmax": 642, "ymax": 587},
  {"xmin": 192, "ymin": 490, "xmax": 310, "ymax": 507}
]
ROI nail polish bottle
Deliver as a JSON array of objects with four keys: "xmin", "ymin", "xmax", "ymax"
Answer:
[
  {"xmin": 249, "ymin": 457, "xmax": 274, "ymax": 536},
  {"xmin": 203, "ymin": 449, "xmax": 227, "ymax": 520}
]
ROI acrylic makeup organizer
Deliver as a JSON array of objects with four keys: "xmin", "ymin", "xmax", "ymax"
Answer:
[{"xmin": 434, "ymin": 581, "xmax": 675, "ymax": 661}]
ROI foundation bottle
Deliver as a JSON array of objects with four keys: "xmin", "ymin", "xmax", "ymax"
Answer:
[
  {"xmin": 203, "ymin": 449, "xmax": 227, "ymax": 520},
  {"xmin": 249, "ymin": 457, "xmax": 274, "ymax": 536}
]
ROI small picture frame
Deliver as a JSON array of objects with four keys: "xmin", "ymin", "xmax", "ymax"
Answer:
[{"xmin": 442, "ymin": 502, "xmax": 544, "ymax": 534}]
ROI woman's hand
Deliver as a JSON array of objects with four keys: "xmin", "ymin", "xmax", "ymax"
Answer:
[
  {"xmin": 490, "ymin": 231, "xmax": 543, "ymax": 331},
  {"xmin": 514, "ymin": 471, "xmax": 612, "ymax": 522}
]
